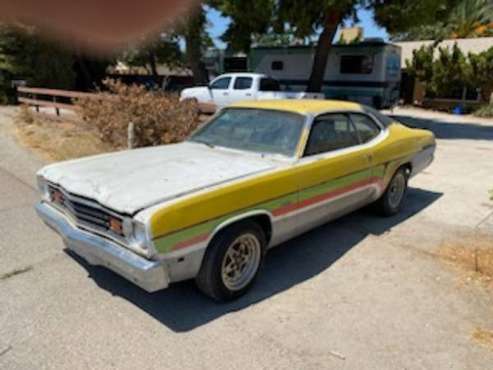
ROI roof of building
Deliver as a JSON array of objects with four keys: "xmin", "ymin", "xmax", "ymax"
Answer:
[
  {"xmin": 228, "ymin": 99, "xmax": 364, "ymax": 115},
  {"xmin": 395, "ymin": 37, "xmax": 493, "ymax": 65}
]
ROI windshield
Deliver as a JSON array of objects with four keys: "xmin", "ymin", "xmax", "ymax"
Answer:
[{"xmin": 189, "ymin": 108, "xmax": 306, "ymax": 157}]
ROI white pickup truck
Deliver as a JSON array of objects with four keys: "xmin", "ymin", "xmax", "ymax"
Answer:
[{"xmin": 180, "ymin": 73, "xmax": 324, "ymax": 108}]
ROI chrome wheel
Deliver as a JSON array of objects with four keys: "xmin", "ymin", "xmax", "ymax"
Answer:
[
  {"xmin": 388, "ymin": 172, "xmax": 406, "ymax": 209},
  {"xmin": 221, "ymin": 233, "xmax": 261, "ymax": 291}
]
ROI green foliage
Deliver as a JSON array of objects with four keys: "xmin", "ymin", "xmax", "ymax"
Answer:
[
  {"xmin": 0, "ymin": 25, "xmax": 75, "ymax": 89},
  {"xmin": 406, "ymin": 43, "xmax": 493, "ymax": 101},
  {"xmin": 373, "ymin": 0, "xmax": 458, "ymax": 36},
  {"xmin": 253, "ymin": 32, "xmax": 297, "ymax": 47},
  {"xmin": 431, "ymin": 44, "xmax": 472, "ymax": 98},
  {"xmin": 389, "ymin": 0, "xmax": 493, "ymax": 41},
  {"xmin": 121, "ymin": 34, "xmax": 183, "ymax": 76},
  {"xmin": 210, "ymin": 0, "xmax": 275, "ymax": 52},
  {"xmin": 448, "ymin": 0, "xmax": 493, "ymax": 38},
  {"xmin": 468, "ymin": 46, "xmax": 493, "ymax": 101},
  {"xmin": 277, "ymin": 0, "xmax": 357, "ymax": 38},
  {"xmin": 405, "ymin": 44, "xmax": 435, "ymax": 82},
  {"xmin": 0, "ymin": 24, "xmax": 75, "ymax": 103}
]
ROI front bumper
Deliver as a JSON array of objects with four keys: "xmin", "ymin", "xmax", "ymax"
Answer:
[{"xmin": 35, "ymin": 201, "xmax": 169, "ymax": 292}]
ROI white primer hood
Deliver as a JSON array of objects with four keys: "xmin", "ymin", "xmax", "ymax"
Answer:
[{"xmin": 38, "ymin": 142, "xmax": 278, "ymax": 214}]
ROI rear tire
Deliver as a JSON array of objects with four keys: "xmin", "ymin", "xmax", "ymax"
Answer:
[
  {"xmin": 195, "ymin": 221, "xmax": 266, "ymax": 301},
  {"xmin": 375, "ymin": 168, "xmax": 408, "ymax": 216}
]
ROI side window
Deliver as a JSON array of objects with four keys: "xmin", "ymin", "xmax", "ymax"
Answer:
[
  {"xmin": 259, "ymin": 78, "xmax": 281, "ymax": 91},
  {"xmin": 271, "ymin": 61, "xmax": 284, "ymax": 71},
  {"xmin": 350, "ymin": 114, "xmax": 381, "ymax": 143},
  {"xmin": 304, "ymin": 114, "xmax": 359, "ymax": 156},
  {"xmin": 233, "ymin": 77, "xmax": 253, "ymax": 90},
  {"xmin": 210, "ymin": 77, "xmax": 231, "ymax": 90},
  {"xmin": 340, "ymin": 55, "xmax": 373, "ymax": 74}
]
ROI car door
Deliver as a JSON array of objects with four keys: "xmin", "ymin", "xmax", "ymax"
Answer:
[
  {"xmin": 293, "ymin": 113, "xmax": 378, "ymax": 234},
  {"xmin": 209, "ymin": 76, "xmax": 233, "ymax": 107},
  {"xmin": 230, "ymin": 76, "xmax": 255, "ymax": 102}
]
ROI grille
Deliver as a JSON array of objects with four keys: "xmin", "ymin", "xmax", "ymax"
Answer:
[{"xmin": 48, "ymin": 184, "xmax": 124, "ymax": 236}]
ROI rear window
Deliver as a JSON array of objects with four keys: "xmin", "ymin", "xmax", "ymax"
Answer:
[{"xmin": 259, "ymin": 78, "xmax": 281, "ymax": 92}]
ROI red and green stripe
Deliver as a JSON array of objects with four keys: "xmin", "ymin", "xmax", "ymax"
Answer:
[{"xmin": 154, "ymin": 166, "xmax": 385, "ymax": 254}]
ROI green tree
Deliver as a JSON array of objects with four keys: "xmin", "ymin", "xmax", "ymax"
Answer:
[
  {"xmin": 0, "ymin": 24, "xmax": 75, "ymax": 88},
  {"xmin": 210, "ymin": 0, "xmax": 275, "ymax": 52},
  {"xmin": 448, "ymin": 0, "xmax": 493, "ymax": 38},
  {"xmin": 405, "ymin": 44, "xmax": 435, "ymax": 83},
  {"xmin": 179, "ymin": 6, "xmax": 212, "ymax": 84},
  {"xmin": 387, "ymin": 0, "xmax": 493, "ymax": 41},
  {"xmin": 468, "ymin": 46, "xmax": 493, "ymax": 101},
  {"xmin": 431, "ymin": 44, "xmax": 471, "ymax": 98},
  {"xmin": 122, "ymin": 34, "xmax": 183, "ymax": 79}
]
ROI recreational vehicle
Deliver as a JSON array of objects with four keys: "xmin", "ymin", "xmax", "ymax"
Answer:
[{"xmin": 250, "ymin": 40, "xmax": 401, "ymax": 108}]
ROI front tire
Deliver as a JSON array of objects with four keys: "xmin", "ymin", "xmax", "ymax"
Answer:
[
  {"xmin": 195, "ymin": 221, "xmax": 266, "ymax": 301},
  {"xmin": 375, "ymin": 168, "xmax": 408, "ymax": 216}
]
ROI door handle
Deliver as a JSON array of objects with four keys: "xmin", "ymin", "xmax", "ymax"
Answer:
[
  {"xmin": 366, "ymin": 153, "xmax": 373, "ymax": 162},
  {"xmin": 223, "ymin": 92, "xmax": 229, "ymax": 96},
  {"xmin": 245, "ymin": 93, "xmax": 252, "ymax": 97}
]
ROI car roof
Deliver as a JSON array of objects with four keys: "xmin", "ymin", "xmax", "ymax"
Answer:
[
  {"xmin": 228, "ymin": 99, "xmax": 365, "ymax": 115},
  {"xmin": 215, "ymin": 73, "xmax": 267, "ymax": 79}
]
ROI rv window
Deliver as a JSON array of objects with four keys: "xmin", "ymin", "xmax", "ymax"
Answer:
[
  {"xmin": 210, "ymin": 77, "xmax": 231, "ymax": 90},
  {"xmin": 271, "ymin": 61, "xmax": 284, "ymax": 71},
  {"xmin": 259, "ymin": 78, "xmax": 281, "ymax": 91},
  {"xmin": 234, "ymin": 77, "xmax": 253, "ymax": 90},
  {"xmin": 340, "ymin": 55, "xmax": 373, "ymax": 74}
]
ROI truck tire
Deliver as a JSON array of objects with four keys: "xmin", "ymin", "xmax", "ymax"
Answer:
[
  {"xmin": 195, "ymin": 221, "xmax": 266, "ymax": 301},
  {"xmin": 375, "ymin": 168, "xmax": 408, "ymax": 216}
]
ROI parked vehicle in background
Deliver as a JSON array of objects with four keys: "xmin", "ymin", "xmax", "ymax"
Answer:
[
  {"xmin": 35, "ymin": 99, "xmax": 435, "ymax": 302},
  {"xmin": 250, "ymin": 39, "xmax": 401, "ymax": 108},
  {"xmin": 179, "ymin": 73, "xmax": 324, "ymax": 108}
]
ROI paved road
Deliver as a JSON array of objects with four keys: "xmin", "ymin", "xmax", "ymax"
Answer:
[{"xmin": 1, "ymin": 106, "xmax": 493, "ymax": 369}]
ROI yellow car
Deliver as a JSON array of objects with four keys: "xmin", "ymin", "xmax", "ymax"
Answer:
[{"xmin": 36, "ymin": 100, "xmax": 435, "ymax": 301}]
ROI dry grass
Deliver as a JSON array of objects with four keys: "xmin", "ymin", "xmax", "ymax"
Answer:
[
  {"xmin": 437, "ymin": 234, "xmax": 493, "ymax": 286},
  {"xmin": 15, "ymin": 105, "xmax": 115, "ymax": 162},
  {"xmin": 472, "ymin": 328, "xmax": 493, "ymax": 349}
]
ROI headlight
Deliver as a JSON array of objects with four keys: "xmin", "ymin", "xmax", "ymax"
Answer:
[
  {"xmin": 37, "ymin": 175, "xmax": 50, "ymax": 201},
  {"xmin": 123, "ymin": 220, "xmax": 155, "ymax": 256}
]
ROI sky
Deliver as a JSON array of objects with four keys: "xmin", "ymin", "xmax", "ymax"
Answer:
[{"xmin": 206, "ymin": 6, "xmax": 389, "ymax": 49}]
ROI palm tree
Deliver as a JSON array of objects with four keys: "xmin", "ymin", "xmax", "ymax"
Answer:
[{"xmin": 448, "ymin": 0, "xmax": 493, "ymax": 38}]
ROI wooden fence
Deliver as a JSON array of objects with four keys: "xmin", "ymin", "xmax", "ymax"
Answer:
[{"xmin": 17, "ymin": 86, "xmax": 216, "ymax": 115}]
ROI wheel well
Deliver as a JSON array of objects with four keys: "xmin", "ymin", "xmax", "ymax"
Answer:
[
  {"xmin": 212, "ymin": 214, "xmax": 273, "ymax": 246},
  {"xmin": 249, "ymin": 214, "xmax": 273, "ymax": 244}
]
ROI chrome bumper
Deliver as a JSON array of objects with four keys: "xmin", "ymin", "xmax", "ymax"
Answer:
[{"xmin": 35, "ymin": 201, "xmax": 169, "ymax": 292}]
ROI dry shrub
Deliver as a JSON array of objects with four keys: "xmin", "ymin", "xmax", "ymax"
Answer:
[{"xmin": 76, "ymin": 79, "xmax": 202, "ymax": 148}]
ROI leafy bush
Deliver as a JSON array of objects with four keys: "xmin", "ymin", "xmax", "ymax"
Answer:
[
  {"xmin": 407, "ymin": 43, "xmax": 493, "ymax": 102},
  {"xmin": 76, "ymin": 79, "xmax": 202, "ymax": 148},
  {"xmin": 474, "ymin": 104, "xmax": 493, "ymax": 118}
]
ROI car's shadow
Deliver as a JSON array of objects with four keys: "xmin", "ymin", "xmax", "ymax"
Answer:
[
  {"xmin": 389, "ymin": 114, "xmax": 493, "ymax": 141},
  {"xmin": 67, "ymin": 187, "xmax": 442, "ymax": 332}
]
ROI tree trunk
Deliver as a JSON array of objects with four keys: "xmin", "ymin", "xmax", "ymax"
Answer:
[
  {"xmin": 74, "ymin": 53, "xmax": 94, "ymax": 91},
  {"xmin": 306, "ymin": 12, "xmax": 341, "ymax": 93},
  {"xmin": 184, "ymin": 10, "xmax": 209, "ymax": 84},
  {"xmin": 147, "ymin": 50, "xmax": 159, "ymax": 81}
]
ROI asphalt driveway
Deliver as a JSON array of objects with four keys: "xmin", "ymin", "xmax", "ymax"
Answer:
[{"xmin": 1, "ymin": 106, "xmax": 493, "ymax": 369}]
